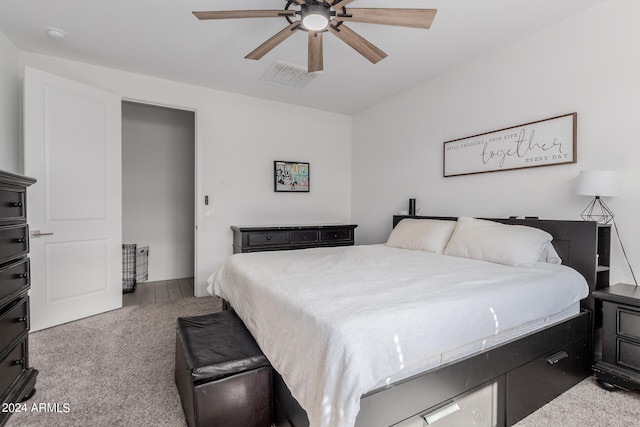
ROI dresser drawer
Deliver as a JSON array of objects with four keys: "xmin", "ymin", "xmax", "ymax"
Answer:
[
  {"xmin": 0, "ymin": 224, "xmax": 29, "ymax": 265},
  {"xmin": 320, "ymin": 229, "xmax": 352, "ymax": 242},
  {"xmin": 247, "ymin": 231, "xmax": 289, "ymax": 247},
  {"xmin": 0, "ymin": 297, "xmax": 28, "ymax": 354},
  {"xmin": 290, "ymin": 230, "xmax": 318, "ymax": 244},
  {"xmin": 618, "ymin": 339, "xmax": 640, "ymax": 372},
  {"xmin": 0, "ymin": 259, "xmax": 30, "ymax": 307},
  {"xmin": 0, "ymin": 339, "xmax": 27, "ymax": 397},
  {"xmin": 618, "ymin": 307, "xmax": 640, "ymax": 341},
  {"xmin": 0, "ymin": 186, "xmax": 26, "ymax": 225}
]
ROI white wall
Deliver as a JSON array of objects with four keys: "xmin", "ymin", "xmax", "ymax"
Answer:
[
  {"xmin": 122, "ymin": 101, "xmax": 195, "ymax": 282},
  {"xmin": 0, "ymin": 30, "xmax": 20, "ymax": 173},
  {"xmin": 18, "ymin": 52, "xmax": 352, "ymax": 296},
  {"xmin": 352, "ymin": 0, "xmax": 640, "ymax": 285}
]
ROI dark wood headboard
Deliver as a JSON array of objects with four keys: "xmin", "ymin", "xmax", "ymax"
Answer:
[{"xmin": 392, "ymin": 215, "xmax": 602, "ymax": 315}]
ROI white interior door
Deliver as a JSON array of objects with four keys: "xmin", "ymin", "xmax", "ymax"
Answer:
[{"xmin": 24, "ymin": 67, "xmax": 122, "ymax": 332}]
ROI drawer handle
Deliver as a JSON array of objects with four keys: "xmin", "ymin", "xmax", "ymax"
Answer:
[
  {"xmin": 12, "ymin": 202, "xmax": 23, "ymax": 208},
  {"xmin": 266, "ymin": 236, "xmax": 272, "ymax": 241},
  {"xmin": 18, "ymin": 272, "xmax": 29, "ymax": 280},
  {"xmin": 15, "ymin": 237, "xmax": 27, "ymax": 244},
  {"xmin": 422, "ymin": 401, "xmax": 460, "ymax": 425},
  {"xmin": 12, "ymin": 358, "xmax": 25, "ymax": 366},
  {"xmin": 546, "ymin": 350, "xmax": 569, "ymax": 365},
  {"xmin": 16, "ymin": 316, "xmax": 28, "ymax": 323}
]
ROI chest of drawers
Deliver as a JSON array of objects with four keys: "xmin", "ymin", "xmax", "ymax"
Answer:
[
  {"xmin": 593, "ymin": 283, "xmax": 640, "ymax": 391},
  {"xmin": 0, "ymin": 170, "xmax": 37, "ymax": 426},
  {"xmin": 231, "ymin": 224, "xmax": 357, "ymax": 254}
]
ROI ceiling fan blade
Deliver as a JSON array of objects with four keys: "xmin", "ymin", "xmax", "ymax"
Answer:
[
  {"xmin": 336, "ymin": 8, "xmax": 437, "ymax": 29},
  {"xmin": 328, "ymin": 23, "xmax": 387, "ymax": 64},
  {"xmin": 331, "ymin": 0, "xmax": 357, "ymax": 10},
  {"xmin": 193, "ymin": 10, "xmax": 297, "ymax": 20},
  {"xmin": 245, "ymin": 22, "xmax": 301, "ymax": 60},
  {"xmin": 308, "ymin": 32, "xmax": 324, "ymax": 72}
]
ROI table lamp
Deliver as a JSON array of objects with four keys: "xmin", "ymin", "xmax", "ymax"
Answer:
[{"xmin": 577, "ymin": 170, "xmax": 621, "ymax": 224}]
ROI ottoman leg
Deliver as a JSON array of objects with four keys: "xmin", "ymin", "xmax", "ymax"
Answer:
[{"xmin": 176, "ymin": 332, "xmax": 197, "ymax": 427}]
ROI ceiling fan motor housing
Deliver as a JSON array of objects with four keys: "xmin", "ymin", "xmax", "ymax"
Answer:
[{"xmin": 300, "ymin": 2, "xmax": 333, "ymax": 31}]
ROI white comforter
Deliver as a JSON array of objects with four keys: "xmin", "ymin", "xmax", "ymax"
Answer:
[{"xmin": 207, "ymin": 244, "xmax": 588, "ymax": 427}]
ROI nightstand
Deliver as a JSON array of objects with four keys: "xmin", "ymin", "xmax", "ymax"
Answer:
[{"xmin": 593, "ymin": 283, "xmax": 640, "ymax": 391}]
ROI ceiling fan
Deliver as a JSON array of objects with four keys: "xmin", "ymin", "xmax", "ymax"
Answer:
[{"xmin": 193, "ymin": 1, "xmax": 437, "ymax": 72}]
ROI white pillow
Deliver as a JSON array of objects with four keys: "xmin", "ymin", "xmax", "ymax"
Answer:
[
  {"xmin": 443, "ymin": 217, "xmax": 552, "ymax": 267},
  {"xmin": 386, "ymin": 219, "xmax": 456, "ymax": 253},
  {"xmin": 538, "ymin": 242, "xmax": 562, "ymax": 264}
]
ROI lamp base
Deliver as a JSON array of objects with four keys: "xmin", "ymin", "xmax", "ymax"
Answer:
[{"xmin": 580, "ymin": 196, "xmax": 614, "ymax": 224}]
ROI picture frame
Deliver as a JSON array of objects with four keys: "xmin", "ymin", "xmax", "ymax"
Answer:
[
  {"xmin": 443, "ymin": 113, "xmax": 577, "ymax": 177},
  {"xmin": 274, "ymin": 161, "xmax": 310, "ymax": 192}
]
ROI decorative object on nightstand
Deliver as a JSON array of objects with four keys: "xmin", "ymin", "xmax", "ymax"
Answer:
[
  {"xmin": 593, "ymin": 284, "xmax": 640, "ymax": 391},
  {"xmin": 577, "ymin": 170, "xmax": 621, "ymax": 224},
  {"xmin": 409, "ymin": 198, "xmax": 416, "ymax": 216}
]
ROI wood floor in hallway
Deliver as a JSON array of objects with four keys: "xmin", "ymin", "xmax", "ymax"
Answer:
[{"xmin": 123, "ymin": 277, "xmax": 194, "ymax": 307}]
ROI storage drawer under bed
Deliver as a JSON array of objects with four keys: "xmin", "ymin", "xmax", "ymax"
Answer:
[
  {"xmin": 392, "ymin": 377, "xmax": 505, "ymax": 427},
  {"xmin": 505, "ymin": 336, "xmax": 589, "ymax": 425}
]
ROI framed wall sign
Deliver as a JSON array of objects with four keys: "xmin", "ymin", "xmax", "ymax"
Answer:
[
  {"xmin": 443, "ymin": 113, "xmax": 577, "ymax": 177},
  {"xmin": 274, "ymin": 161, "xmax": 310, "ymax": 192}
]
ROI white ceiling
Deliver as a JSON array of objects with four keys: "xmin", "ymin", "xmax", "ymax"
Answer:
[{"xmin": 0, "ymin": 0, "xmax": 609, "ymax": 115}]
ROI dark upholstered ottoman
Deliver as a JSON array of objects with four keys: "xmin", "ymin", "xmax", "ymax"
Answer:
[{"xmin": 175, "ymin": 310, "xmax": 272, "ymax": 427}]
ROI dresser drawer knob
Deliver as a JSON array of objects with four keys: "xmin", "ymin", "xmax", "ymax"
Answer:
[
  {"xmin": 15, "ymin": 237, "xmax": 27, "ymax": 243},
  {"xmin": 12, "ymin": 202, "xmax": 23, "ymax": 208},
  {"xmin": 12, "ymin": 358, "xmax": 25, "ymax": 366},
  {"xmin": 18, "ymin": 272, "xmax": 29, "ymax": 280},
  {"xmin": 16, "ymin": 316, "xmax": 27, "ymax": 323},
  {"xmin": 266, "ymin": 236, "xmax": 272, "ymax": 241}
]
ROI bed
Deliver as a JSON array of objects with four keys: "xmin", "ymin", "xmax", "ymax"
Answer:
[{"xmin": 207, "ymin": 216, "xmax": 600, "ymax": 427}]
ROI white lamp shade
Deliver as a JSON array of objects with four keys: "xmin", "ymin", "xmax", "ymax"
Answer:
[{"xmin": 577, "ymin": 170, "xmax": 622, "ymax": 197}]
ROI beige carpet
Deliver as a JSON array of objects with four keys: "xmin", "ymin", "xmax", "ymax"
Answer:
[
  {"xmin": 514, "ymin": 375, "xmax": 640, "ymax": 427},
  {"xmin": 7, "ymin": 296, "xmax": 219, "ymax": 427},
  {"xmin": 6, "ymin": 295, "xmax": 640, "ymax": 426}
]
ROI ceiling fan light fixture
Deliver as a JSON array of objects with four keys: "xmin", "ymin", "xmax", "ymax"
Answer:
[{"xmin": 301, "ymin": 4, "xmax": 330, "ymax": 31}]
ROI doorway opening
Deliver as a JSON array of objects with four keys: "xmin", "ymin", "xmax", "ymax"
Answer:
[{"xmin": 120, "ymin": 101, "xmax": 195, "ymax": 306}]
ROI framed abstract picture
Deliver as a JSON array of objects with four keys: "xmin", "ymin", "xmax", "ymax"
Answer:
[{"xmin": 274, "ymin": 161, "xmax": 310, "ymax": 192}]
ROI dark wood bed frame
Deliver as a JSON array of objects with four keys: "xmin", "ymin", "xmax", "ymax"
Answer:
[{"xmin": 266, "ymin": 216, "xmax": 601, "ymax": 427}]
